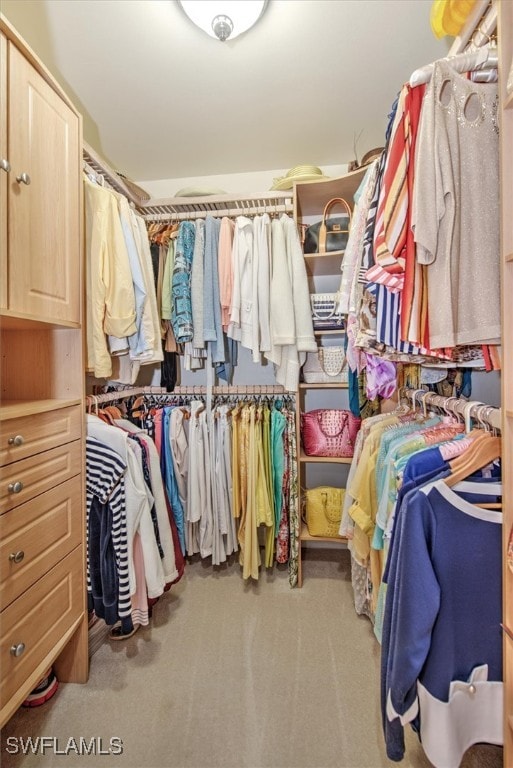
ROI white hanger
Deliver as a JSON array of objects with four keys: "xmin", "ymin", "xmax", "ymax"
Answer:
[{"xmin": 409, "ymin": 43, "xmax": 498, "ymax": 88}]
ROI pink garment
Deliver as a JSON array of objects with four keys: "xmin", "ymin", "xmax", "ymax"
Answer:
[
  {"xmin": 439, "ymin": 436, "xmax": 474, "ymax": 461},
  {"xmin": 422, "ymin": 423, "xmax": 464, "ymax": 444},
  {"xmin": 365, "ymin": 353, "xmax": 397, "ymax": 400},
  {"xmin": 131, "ymin": 532, "xmax": 149, "ymax": 627},
  {"xmin": 218, "ymin": 217, "xmax": 235, "ymax": 331},
  {"xmin": 153, "ymin": 408, "xmax": 163, "ymax": 456}
]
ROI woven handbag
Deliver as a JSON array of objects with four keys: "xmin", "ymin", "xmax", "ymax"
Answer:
[
  {"xmin": 301, "ymin": 409, "xmax": 361, "ymax": 458},
  {"xmin": 302, "ymin": 347, "xmax": 348, "ymax": 384},
  {"xmin": 303, "ymin": 486, "xmax": 345, "ymax": 537}
]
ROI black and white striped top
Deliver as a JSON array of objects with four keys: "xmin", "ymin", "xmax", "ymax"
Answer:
[{"xmin": 86, "ymin": 436, "xmax": 131, "ymax": 620}]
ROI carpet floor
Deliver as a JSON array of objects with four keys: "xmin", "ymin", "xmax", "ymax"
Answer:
[{"xmin": 0, "ymin": 549, "xmax": 504, "ymax": 768}]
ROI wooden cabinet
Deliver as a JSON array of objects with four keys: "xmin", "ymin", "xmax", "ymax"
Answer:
[
  {"xmin": 0, "ymin": 31, "xmax": 80, "ymax": 326},
  {"xmin": 499, "ymin": 2, "xmax": 513, "ymax": 763},
  {"xmin": 293, "ymin": 169, "xmax": 366, "ymax": 587},
  {"xmin": 0, "ymin": 15, "xmax": 87, "ymax": 729}
]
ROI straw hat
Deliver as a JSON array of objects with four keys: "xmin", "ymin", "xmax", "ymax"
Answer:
[{"xmin": 270, "ymin": 165, "xmax": 329, "ymax": 191}]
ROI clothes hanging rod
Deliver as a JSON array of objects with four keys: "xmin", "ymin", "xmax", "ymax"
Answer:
[
  {"xmin": 140, "ymin": 192, "xmax": 293, "ymax": 221},
  {"xmin": 403, "ymin": 388, "xmax": 501, "ymax": 431},
  {"xmin": 143, "ymin": 205, "xmax": 292, "ymax": 222},
  {"xmin": 82, "ymin": 143, "xmax": 294, "ymax": 218},
  {"xmin": 149, "ymin": 385, "xmax": 288, "ymax": 395},
  {"xmin": 83, "ymin": 142, "xmax": 147, "ymax": 208},
  {"xmin": 87, "ymin": 384, "xmax": 290, "ymax": 406}
]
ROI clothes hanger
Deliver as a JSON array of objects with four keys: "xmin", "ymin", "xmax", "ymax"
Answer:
[
  {"xmin": 445, "ymin": 408, "xmax": 501, "ymax": 488},
  {"xmin": 409, "ymin": 41, "xmax": 498, "ymax": 88}
]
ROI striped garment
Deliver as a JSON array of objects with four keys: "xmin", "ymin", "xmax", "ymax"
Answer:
[
  {"xmin": 368, "ymin": 85, "xmax": 409, "ymax": 290},
  {"xmin": 86, "ymin": 437, "xmax": 132, "ymax": 622}
]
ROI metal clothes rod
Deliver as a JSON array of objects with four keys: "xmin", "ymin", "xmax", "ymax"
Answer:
[
  {"xmin": 87, "ymin": 384, "xmax": 289, "ymax": 406},
  {"xmin": 83, "ymin": 142, "xmax": 145, "ymax": 208},
  {"xmin": 143, "ymin": 205, "xmax": 292, "ymax": 222},
  {"xmin": 144, "ymin": 385, "xmax": 289, "ymax": 396},
  {"xmin": 404, "ymin": 388, "xmax": 501, "ymax": 432}
]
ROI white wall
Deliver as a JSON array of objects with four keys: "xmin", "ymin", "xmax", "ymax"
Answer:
[{"xmin": 137, "ymin": 164, "xmax": 349, "ymax": 199}]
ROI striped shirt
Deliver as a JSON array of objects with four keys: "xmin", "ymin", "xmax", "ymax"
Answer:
[{"xmin": 86, "ymin": 437, "xmax": 132, "ymax": 621}]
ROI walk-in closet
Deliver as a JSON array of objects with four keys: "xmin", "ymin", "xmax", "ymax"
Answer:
[{"xmin": 0, "ymin": 1, "xmax": 511, "ymax": 767}]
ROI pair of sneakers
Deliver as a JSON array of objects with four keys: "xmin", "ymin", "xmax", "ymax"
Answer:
[{"xmin": 22, "ymin": 668, "xmax": 59, "ymax": 708}]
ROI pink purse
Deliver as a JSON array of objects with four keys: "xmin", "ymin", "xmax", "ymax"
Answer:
[{"xmin": 301, "ymin": 409, "xmax": 361, "ymax": 458}]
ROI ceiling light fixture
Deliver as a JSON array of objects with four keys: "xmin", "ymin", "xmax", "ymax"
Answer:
[{"xmin": 178, "ymin": 1, "xmax": 268, "ymax": 42}]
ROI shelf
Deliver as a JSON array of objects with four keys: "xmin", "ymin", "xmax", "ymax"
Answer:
[
  {"xmin": 300, "ymin": 522, "xmax": 347, "ymax": 543},
  {"xmin": 299, "ymin": 449, "xmax": 353, "ymax": 464},
  {"xmin": 294, "ymin": 168, "xmax": 367, "ymax": 217},
  {"xmin": 0, "ymin": 398, "xmax": 82, "ymax": 420},
  {"xmin": 299, "ymin": 382, "xmax": 348, "ymax": 389},
  {"xmin": 0, "ymin": 312, "xmax": 81, "ymax": 330},
  {"xmin": 314, "ymin": 329, "xmax": 345, "ymax": 336}
]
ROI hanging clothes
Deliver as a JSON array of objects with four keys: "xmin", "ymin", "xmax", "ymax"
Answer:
[
  {"xmin": 382, "ymin": 479, "xmax": 503, "ymax": 767},
  {"xmin": 413, "ymin": 60, "xmax": 500, "ymax": 349},
  {"xmin": 127, "ymin": 391, "xmax": 296, "ymax": 582}
]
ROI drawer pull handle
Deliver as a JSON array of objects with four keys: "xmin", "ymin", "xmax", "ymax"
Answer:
[
  {"xmin": 15, "ymin": 172, "xmax": 31, "ymax": 185},
  {"xmin": 10, "ymin": 643, "xmax": 26, "ymax": 657},
  {"xmin": 0, "ymin": 158, "xmax": 10, "ymax": 173},
  {"xmin": 8, "ymin": 435, "xmax": 24, "ymax": 446},
  {"xmin": 8, "ymin": 481, "xmax": 24, "ymax": 494},
  {"xmin": 9, "ymin": 551, "xmax": 25, "ymax": 564}
]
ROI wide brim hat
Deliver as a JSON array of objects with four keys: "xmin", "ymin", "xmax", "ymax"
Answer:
[{"xmin": 271, "ymin": 165, "xmax": 329, "ymax": 191}]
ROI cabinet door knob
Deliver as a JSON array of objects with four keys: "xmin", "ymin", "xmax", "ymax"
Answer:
[
  {"xmin": 0, "ymin": 158, "xmax": 10, "ymax": 173},
  {"xmin": 8, "ymin": 481, "xmax": 24, "ymax": 494},
  {"xmin": 10, "ymin": 643, "xmax": 26, "ymax": 657},
  {"xmin": 15, "ymin": 172, "xmax": 31, "ymax": 185},
  {"xmin": 8, "ymin": 435, "xmax": 24, "ymax": 446},
  {"xmin": 9, "ymin": 551, "xmax": 25, "ymax": 564}
]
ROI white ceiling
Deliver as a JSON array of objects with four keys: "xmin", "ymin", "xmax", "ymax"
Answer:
[{"xmin": 2, "ymin": 0, "xmax": 450, "ymax": 183}]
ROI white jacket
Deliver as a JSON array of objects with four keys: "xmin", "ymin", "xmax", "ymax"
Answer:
[{"xmin": 269, "ymin": 215, "xmax": 317, "ymax": 391}]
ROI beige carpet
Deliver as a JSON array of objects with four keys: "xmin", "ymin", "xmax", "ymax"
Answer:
[{"xmin": 0, "ymin": 549, "xmax": 503, "ymax": 768}]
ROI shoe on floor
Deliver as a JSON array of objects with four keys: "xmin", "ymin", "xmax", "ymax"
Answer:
[{"xmin": 22, "ymin": 669, "xmax": 59, "ymax": 708}]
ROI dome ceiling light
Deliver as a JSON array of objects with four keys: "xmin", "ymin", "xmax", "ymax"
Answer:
[{"xmin": 178, "ymin": 1, "xmax": 268, "ymax": 42}]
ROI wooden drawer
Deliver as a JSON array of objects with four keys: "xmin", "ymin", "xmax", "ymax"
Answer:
[
  {"xmin": 0, "ymin": 546, "xmax": 83, "ymax": 711},
  {"xmin": 0, "ymin": 405, "xmax": 82, "ymax": 466},
  {"xmin": 0, "ymin": 475, "xmax": 83, "ymax": 609},
  {"xmin": 0, "ymin": 439, "xmax": 82, "ymax": 514}
]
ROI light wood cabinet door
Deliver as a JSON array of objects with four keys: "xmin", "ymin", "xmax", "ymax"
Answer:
[
  {"xmin": 7, "ymin": 43, "xmax": 80, "ymax": 324},
  {"xmin": 0, "ymin": 32, "xmax": 7, "ymax": 311},
  {"xmin": 0, "ymin": 546, "xmax": 83, "ymax": 716}
]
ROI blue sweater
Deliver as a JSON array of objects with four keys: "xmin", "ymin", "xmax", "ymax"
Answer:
[{"xmin": 381, "ymin": 479, "xmax": 502, "ymax": 763}]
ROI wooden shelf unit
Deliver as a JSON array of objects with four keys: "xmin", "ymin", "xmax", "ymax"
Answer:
[
  {"xmin": 299, "ymin": 450, "xmax": 353, "ymax": 465},
  {"xmin": 0, "ymin": 14, "xmax": 87, "ymax": 728},
  {"xmin": 300, "ymin": 522, "xmax": 347, "ymax": 544},
  {"xmin": 294, "ymin": 169, "xmax": 365, "ymax": 587},
  {"xmin": 499, "ymin": 2, "xmax": 513, "ymax": 764}
]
